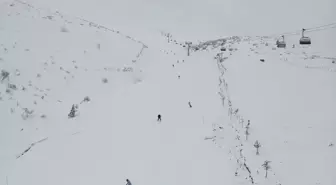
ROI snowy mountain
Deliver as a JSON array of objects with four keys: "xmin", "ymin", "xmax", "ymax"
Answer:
[{"xmin": 1, "ymin": 0, "xmax": 335, "ymax": 185}]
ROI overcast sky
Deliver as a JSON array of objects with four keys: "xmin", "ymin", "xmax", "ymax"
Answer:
[{"xmin": 25, "ymin": 0, "xmax": 336, "ymax": 41}]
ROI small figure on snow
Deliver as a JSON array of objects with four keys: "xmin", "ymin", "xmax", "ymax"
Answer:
[
  {"xmin": 68, "ymin": 104, "xmax": 77, "ymax": 118},
  {"xmin": 188, "ymin": 101, "xmax": 192, "ymax": 108},
  {"xmin": 126, "ymin": 179, "xmax": 132, "ymax": 185},
  {"xmin": 157, "ymin": 114, "xmax": 162, "ymax": 122},
  {"xmin": 178, "ymin": 75, "xmax": 180, "ymax": 79}
]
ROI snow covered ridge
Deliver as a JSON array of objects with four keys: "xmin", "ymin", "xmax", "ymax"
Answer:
[
  {"xmin": 1, "ymin": 0, "xmax": 152, "ymax": 182},
  {"xmin": 0, "ymin": 0, "xmax": 148, "ymax": 119},
  {"xmin": 4, "ymin": 0, "xmax": 147, "ymax": 48},
  {"xmin": 1, "ymin": 0, "xmax": 146, "ymax": 156}
]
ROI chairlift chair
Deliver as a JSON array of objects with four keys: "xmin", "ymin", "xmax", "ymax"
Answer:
[
  {"xmin": 300, "ymin": 28, "xmax": 311, "ymax": 45},
  {"xmin": 276, "ymin": 35, "xmax": 286, "ymax": 48}
]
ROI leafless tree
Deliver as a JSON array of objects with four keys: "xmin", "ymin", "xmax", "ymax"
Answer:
[
  {"xmin": 262, "ymin": 160, "xmax": 271, "ymax": 178},
  {"xmin": 254, "ymin": 140, "xmax": 261, "ymax": 155},
  {"xmin": 245, "ymin": 129, "xmax": 250, "ymax": 141}
]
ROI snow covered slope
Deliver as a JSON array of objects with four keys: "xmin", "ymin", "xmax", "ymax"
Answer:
[
  {"xmin": 198, "ymin": 35, "xmax": 336, "ymax": 185},
  {"xmin": 0, "ymin": 1, "xmax": 233, "ymax": 185},
  {"xmin": 1, "ymin": 0, "xmax": 335, "ymax": 185}
]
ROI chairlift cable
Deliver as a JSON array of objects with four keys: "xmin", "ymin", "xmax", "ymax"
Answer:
[{"xmin": 266, "ymin": 22, "xmax": 336, "ymax": 38}]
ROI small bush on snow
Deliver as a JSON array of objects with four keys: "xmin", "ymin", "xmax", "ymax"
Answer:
[
  {"xmin": 6, "ymin": 88, "xmax": 12, "ymax": 94},
  {"xmin": 68, "ymin": 104, "xmax": 78, "ymax": 118},
  {"xmin": 1, "ymin": 70, "xmax": 10, "ymax": 81},
  {"xmin": 60, "ymin": 26, "xmax": 69, "ymax": 33},
  {"xmin": 80, "ymin": 96, "xmax": 91, "ymax": 104},
  {"xmin": 122, "ymin": 67, "xmax": 133, "ymax": 72},
  {"xmin": 262, "ymin": 160, "xmax": 271, "ymax": 178},
  {"xmin": 102, "ymin": 78, "xmax": 108, "ymax": 83},
  {"xmin": 8, "ymin": 83, "xmax": 17, "ymax": 90},
  {"xmin": 21, "ymin": 108, "xmax": 34, "ymax": 120},
  {"xmin": 254, "ymin": 140, "xmax": 261, "ymax": 155},
  {"xmin": 245, "ymin": 129, "xmax": 250, "ymax": 141},
  {"xmin": 83, "ymin": 96, "xmax": 90, "ymax": 102}
]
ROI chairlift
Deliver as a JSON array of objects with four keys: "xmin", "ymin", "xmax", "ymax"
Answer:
[
  {"xmin": 276, "ymin": 35, "xmax": 286, "ymax": 48},
  {"xmin": 299, "ymin": 28, "xmax": 311, "ymax": 45}
]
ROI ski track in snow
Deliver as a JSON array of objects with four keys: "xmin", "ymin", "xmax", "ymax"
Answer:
[{"xmin": 0, "ymin": 1, "xmax": 335, "ymax": 185}]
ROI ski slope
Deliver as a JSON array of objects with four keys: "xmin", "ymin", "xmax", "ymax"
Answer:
[{"xmin": 1, "ymin": 0, "xmax": 335, "ymax": 185}]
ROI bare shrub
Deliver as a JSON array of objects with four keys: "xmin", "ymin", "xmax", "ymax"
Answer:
[
  {"xmin": 6, "ymin": 88, "xmax": 12, "ymax": 94},
  {"xmin": 254, "ymin": 140, "xmax": 261, "ymax": 155},
  {"xmin": 8, "ymin": 83, "xmax": 17, "ymax": 90},
  {"xmin": 262, "ymin": 160, "xmax": 271, "ymax": 178},
  {"xmin": 102, "ymin": 78, "xmax": 108, "ymax": 83},
  {"xmin": 60, "ymin": 26, "xmax": 69, "ymax": 33},
  {"xmin": 21, "ymin": 108, "xmax": 34, "ymax": 120},
  {"xmin": 68, "ymin": 104, "xmax": 78, "ymax": 118},
  {"xmin": 1, "ymin": 70, "xmax": 10, "ymax": 81},
  {"xmin": 80, "ymin": 96, "xmax": 91, "ymax": 104}
]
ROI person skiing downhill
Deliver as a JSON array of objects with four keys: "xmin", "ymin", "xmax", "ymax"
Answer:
[
  {"xmin": 157, "ymin": 114, "xmax": 161, "ymax": 122},
  {"xmin": 126, "ymin": 179, "xmax": 132, "ymax": 185}
]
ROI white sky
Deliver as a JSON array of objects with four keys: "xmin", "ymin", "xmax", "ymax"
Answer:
[{"xmin": 26, "ymin": 0, "xmax": 335, "ymax": 40}]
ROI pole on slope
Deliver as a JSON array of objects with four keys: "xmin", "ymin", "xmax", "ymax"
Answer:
[{"xmin": 186, "ymin": 41, "xmax": 192, "ymax": 56}]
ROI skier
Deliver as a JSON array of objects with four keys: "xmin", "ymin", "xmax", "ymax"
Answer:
[
  {"xmin": 157, "ymin": 114, "xmax": 161, "ymax": 122},
  {"xmin": 188, "ymin": 101, "xmax": 192, "ymax": 108},
  {"xmin": 126, "ymin": 179, "xmax": 132, "ymax": 185}
]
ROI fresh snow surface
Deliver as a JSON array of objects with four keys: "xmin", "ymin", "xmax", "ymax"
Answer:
[{"xmin": 0, "ymin": 0, "xmax": 335, "ymax": 185}]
